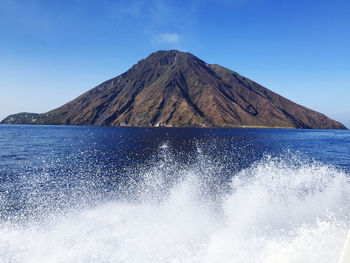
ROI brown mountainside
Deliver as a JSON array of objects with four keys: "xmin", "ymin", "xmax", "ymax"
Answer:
[{"xmin": 1, "ymin": 50, "xmax": 346, "ymax": 129}]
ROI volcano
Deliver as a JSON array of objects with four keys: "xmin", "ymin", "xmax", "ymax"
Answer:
[{"xmin": 1, "ymin": 50, "xmax": 346, "ymax": 129}]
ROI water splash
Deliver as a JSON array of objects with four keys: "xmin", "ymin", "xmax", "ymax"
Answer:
[{"xmin": 0, "ymin": 145, "xmax": 349, "ymax": 262}]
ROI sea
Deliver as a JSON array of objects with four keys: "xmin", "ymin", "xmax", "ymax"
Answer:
[{"xmin": 0, "ymin": 125, "xmax": 349, "ymax": 263}]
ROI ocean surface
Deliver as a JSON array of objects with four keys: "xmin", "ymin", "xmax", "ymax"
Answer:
[{"xmin": 0, "ymin": 125, "xmax": 349, "ymax": 263}]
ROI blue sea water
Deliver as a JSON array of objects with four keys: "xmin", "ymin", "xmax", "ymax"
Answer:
[{"xmin": 0, "ymin": 125, "xmax": 349, "ymax": 262}]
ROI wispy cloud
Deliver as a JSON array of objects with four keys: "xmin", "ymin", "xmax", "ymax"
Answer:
[{"xmin": 156, "ymin": 33, "xmax": 180, "ymax": 44}]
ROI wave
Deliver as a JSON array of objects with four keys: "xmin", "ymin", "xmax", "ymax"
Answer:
[{"xmin": 0, "ymin": 145, "xmax": 349, "ymax": 262}]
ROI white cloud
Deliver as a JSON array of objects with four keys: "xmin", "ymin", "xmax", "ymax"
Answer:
[{"xmin": 157, "ymin": 33, "xmax": 180, "ymax": 44}]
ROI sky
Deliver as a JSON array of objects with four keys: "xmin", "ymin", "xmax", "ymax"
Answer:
[{"xmin": 0, "ymin": 0, "xmax": 349, "ymax": 127}]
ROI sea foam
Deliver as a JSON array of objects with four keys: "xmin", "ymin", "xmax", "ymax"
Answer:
[{"xmin": 0, "ymin": 146, "xmax": 349, "ymax": 263}]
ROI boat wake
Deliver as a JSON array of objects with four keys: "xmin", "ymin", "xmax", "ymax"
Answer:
[{"xmin": 0, "ymin": 145, "xmax": 349, "ymax": 262}]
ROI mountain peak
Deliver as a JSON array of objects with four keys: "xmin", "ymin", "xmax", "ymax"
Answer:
[
  {"xmin": 147, "ymin": 49, "xmax": 190, "ymax": 58},
  {"xmin": 141, "ymin": 50, "xmax": 199, "ymax": 66}
]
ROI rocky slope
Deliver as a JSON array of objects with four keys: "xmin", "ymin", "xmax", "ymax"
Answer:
[{"xmin": 1, "ymin": 50, "xmax": 347, "ymax": 129}]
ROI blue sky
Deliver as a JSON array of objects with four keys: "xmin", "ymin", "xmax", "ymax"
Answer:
[{"xmin": 1, "ymin": 0, "xmax": 349, "ymax": 127}]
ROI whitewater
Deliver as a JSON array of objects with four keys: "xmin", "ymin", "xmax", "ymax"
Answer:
[{"xmin": 0, "ymin": 143, "xmax": 349, "ymax": 263}]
